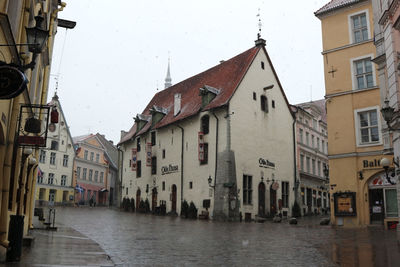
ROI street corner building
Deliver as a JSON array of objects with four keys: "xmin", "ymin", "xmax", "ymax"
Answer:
[
  {"xmin": 118, "ymin": 38, "xmax": 296, "ymax": 222},
  {"xmin": 35, "ymin": 94, "xmax": 75, "ymax": 207},
  {"xmin": 316, "ymin": 0, "xmax": 399, "ymax": 228},
  {"xmin": 0, "ymin": 0, "xmax": 73, "ymax": 262},
  {"xmin": 72, "ymin": 134, "xmax": 115, "ymax": 207}
]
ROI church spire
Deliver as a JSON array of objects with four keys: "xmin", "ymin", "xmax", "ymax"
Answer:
[{"xmin": 164, "ymin": 57, "xmax": 172, "ymax": 89}]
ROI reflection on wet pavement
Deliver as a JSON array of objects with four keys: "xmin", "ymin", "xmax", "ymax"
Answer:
[{"xmin": 55, "ymin": 207, "xmax": 400, "ymax": 267}]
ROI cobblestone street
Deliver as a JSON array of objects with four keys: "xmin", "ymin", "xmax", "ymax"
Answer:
[{"xmin": 36, "ymin": 206, "xmax": 400, "ymax": 266}]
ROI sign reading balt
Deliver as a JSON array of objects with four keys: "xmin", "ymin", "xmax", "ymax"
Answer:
[
  {"xmin": 161, "ymin": 164, "xmax": 179, "ymax": 175},
  {"xmin": 259, "ymin": 158, "xmax": 275, "ymax": 169}
]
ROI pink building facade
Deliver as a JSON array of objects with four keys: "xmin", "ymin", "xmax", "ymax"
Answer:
[{"xmin": 292, "ymin": 100, "xmax": 330, "ymax": 216}]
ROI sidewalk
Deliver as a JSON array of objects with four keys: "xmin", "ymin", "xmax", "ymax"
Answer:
[{"xmin": 0, "ymin": 226, "xmax": 114, "ymax": 267}]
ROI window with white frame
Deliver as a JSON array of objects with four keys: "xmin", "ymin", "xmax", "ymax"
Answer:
[
  {"xmin": 39, "ymin": 150, "xmax": 46, "ymax": 163},
  {"xmin": 63, "ymin": 155, "xmax": 69, "ymax": 167},
  {"xmin": 355, "ymin": 107, "xmax": 381, "ymax": 145},
  {"xmin": 48, "ymin": 173, "xmax": 54, "ymax": 185},
  {"xmin": 353, "ymin": 57, "xmax": 373, "ymax": 89},
  {"xmin": 351, "ymin": 12, "xmax": 368, "ymax": 43},
  {"xmin": 76, "ymin": 167, "xmax": 81, "ymax": 179},
  {"xmin": 89, "ymin": 169, "xmax": 93, "ymax": 181},
  {"xmin": 50, "ymin": 152, "xmax": 56, "ymax": 165},
  {"xmin": 100, "ymin": 172, "xmax": 104, "ymax": 183},
  {"xmin": 61, "ymin": 175, "xmax": 67, "ymax": 186},
  {"xmin": 300, "ymin": 154, "xmax": 304, "ymax": 171},
  {"xmin": 82, "ymin": 168, "xmax": 87, "ymax": 180},
  {"xmin": 299, "ymin": 128, "xmax": 303, "ymax": 144},
  {"xmin": 94, "ymin": 171, "xmax": 98, "ymax": 182}
]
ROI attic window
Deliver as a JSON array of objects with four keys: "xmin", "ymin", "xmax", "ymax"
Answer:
[
  {"xmin": 261, "ymin": 95, "xmax": 268, "ymax": 113},
  {"xmin": 261, "ymin": 61, "xmax": 265, "ymax": 69},
  {"xmin": 253, "ymin": 92, "xmax": 256, "ymax": 100},
  {"xmin": 272, "ymin": 100, "xmax": 275, "ymax": 109},
  {"xmin": 199, "ymin": 85, "xmax": 220, "ymax": 108}
]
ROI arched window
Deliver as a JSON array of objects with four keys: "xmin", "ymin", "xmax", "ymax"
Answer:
[{"xmin": 201, "ymin": 115, "xmax": 210, "ymax": 134}]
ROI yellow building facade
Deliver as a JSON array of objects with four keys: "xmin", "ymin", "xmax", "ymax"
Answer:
[
  {"xmin": 0, "ymin": 0, "xmax": 67, "ymax": 261},
  {"xmin": 316, "ymin": 0, "xmax": 398, "ymax": 227}
]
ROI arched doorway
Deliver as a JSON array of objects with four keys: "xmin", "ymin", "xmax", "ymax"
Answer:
[
  {"xmin": 171, "ymin": 184, "xmax": 177, "ymax": 212},
  {"xmin": 258, "ymin": 182, "xmax": 266, "ymax": 217},
  {"xmin": 270, "ymin": 185, "xmax": 277, "ymax": 217},
  {"xmin": 136, "ymin": 188, "xmax": 141, "ymax": 212},
  {"xmin": 152, "ymin": 188, "xmax": 158, "ymax": 211}
]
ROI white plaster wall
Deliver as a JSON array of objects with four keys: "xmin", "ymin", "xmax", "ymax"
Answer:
[{"xmin": 229, "ymin": 49, "xmax": 295, "ymax": 217}]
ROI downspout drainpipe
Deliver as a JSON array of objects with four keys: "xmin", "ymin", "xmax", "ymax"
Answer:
[
  {"xmin": 177, "ymin": 126, "xmax": 184, "ymax": 206},
  {"xmin": 211, "ymin": 111, "xmax": 219, "ymax": 188},
  {"xmin": 292, "ymin": 108, "xmax": 298, "ymax": 204},
  {"xmin": 117, "ymin": 145, "xmax": 124, "ymax": 208}
]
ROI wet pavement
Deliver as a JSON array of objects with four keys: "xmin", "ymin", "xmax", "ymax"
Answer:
[
  {"xmin": 57, "ymin": 207, "xmax": 400, "ymax": 266},
  {"xmin": 2, "ymin": 206, "xmax": 400, "ymax": 266},
  {"xmin": 0, "ymin": 225, "xmax": 113, "ymax": 267}
]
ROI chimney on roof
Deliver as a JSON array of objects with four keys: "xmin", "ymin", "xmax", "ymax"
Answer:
[{"xmin": 174, "ymin": 93, "xmax": 181, "ymax": 116}]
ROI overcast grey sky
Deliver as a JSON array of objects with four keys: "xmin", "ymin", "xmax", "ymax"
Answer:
[{"xmin": 49, "ymin": 0, "xmax": 328, "ymax": 144}]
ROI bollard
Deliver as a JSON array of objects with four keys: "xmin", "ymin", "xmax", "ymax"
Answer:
[{"xmin": 6, "ymin": 215, "xmax": 24, "ymax": 262}]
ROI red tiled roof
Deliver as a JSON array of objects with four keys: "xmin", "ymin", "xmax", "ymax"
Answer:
[
  {"xmin": 315, "ymin": 0, "xmax": 363, "ymax": 16},
  {"xmin": 119, "ymin": 46, "xmax": 260, "ymax": 145}
]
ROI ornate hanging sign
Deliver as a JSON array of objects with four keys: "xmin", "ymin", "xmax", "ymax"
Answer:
[
  {"xmin": 131, "ymin": 148, "xmax": 137, "ymax": 171},
  {"xmin": 0, "ymin": 65, "xmax": 28, "ymax": 99},
  {"xmin": 17, "ymin": 104, "xmax": 50, "ymax": 147}
]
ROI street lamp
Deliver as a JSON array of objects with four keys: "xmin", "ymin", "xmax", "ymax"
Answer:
[{"xmin": 380, "ymin": 157, "xmax": 396, "ymax": 185}]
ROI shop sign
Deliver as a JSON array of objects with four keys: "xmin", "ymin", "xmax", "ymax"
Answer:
[
  {"xmin": 131, "ymin": 148, "xmax": 137, "ymax": 171},
  {"xmin": 161, "ymin": 164, "xmax": 179, "ymax": 175},
  {"xmin": 0, "ymin": 65, "xmax": 28, "ymax": 99},
  {"xmin": 259, "ymin": 158, "xmax": 275, "ymax": 169},
  {"xmin": 333, "ymin": 192, "xmax": 357, "ymax": 216},
  {"xmin": 363, "ymin": 159, "xmax": 381, "ymax": 169},
  {"xmin": 146, "ymin": 142, "xmax": 152, "ymax": 167}
]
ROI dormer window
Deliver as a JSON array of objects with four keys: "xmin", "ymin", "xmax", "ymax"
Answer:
[
  {"xmin": 135, "ymin": 114, "xmax": 151, "ymax": 132},
  {"xmin": 150, "ymin": 105, "xmax": 168, "ymax": 126},
  {"xmin": 199, "ymin": 85, "xmax": 220, "ymax": 108},
  {"xmin": 201, "ymin": 115, "xmax": 209, "ymax": 135}
]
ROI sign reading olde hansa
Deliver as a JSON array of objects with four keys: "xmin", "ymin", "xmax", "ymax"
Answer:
[
  {"xmin": 161, "ymin": 164, "xmax": 179, "ymax": 175},
  {"xmin": 0, "ymin": 65, "xmax": 28, "ymax": 99},
  {"xmin": 259, "ymin": 158, "xmax": 275, "ymax": 169}
]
